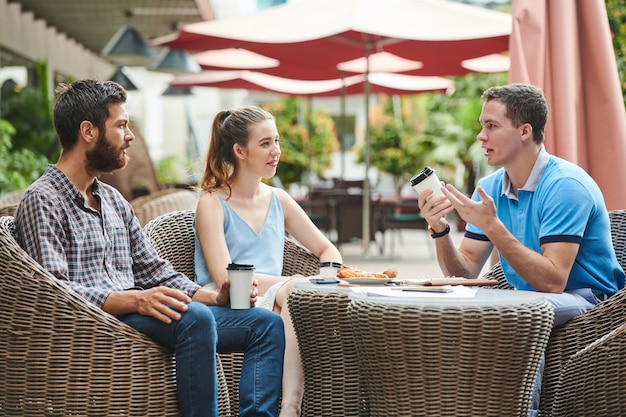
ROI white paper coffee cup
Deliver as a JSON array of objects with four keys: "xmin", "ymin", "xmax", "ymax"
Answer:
[
  {"xmin": 410, "ymin": 166, "xmax": 444, "ymax": 197},
  {"xmin": 319, "ymin": 261, "xmax": 342, "ymax": 277},
  {"xmin": 227, "ymin": 263, "xmax": 255, "ymax": 309}
]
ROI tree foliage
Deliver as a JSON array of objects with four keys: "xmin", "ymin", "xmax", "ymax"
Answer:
[
  {"xmin": 360, "ymin": 72, "xmax": 507, "ymax": 195},
  {"xmin": 0, "ymin": 119, "xmax": 48, "ymax": 194},
  {"xmin": 606, "ymin": 0, "xmax": 626, "ymax": 106},
  {"xmin": 263, "ymin": 97, "xmax": 338, "ymax": 188},
  {"xmin": 0, "ymin": 60, "xmax": 59, "ymax": 160}
]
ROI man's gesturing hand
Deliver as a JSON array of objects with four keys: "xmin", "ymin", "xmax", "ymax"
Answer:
[{"xmin": 442, "ymin": 185, "xmax": 497, "ymax": 232}]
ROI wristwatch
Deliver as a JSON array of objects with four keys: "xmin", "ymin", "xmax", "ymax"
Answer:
[{"xmin": 428, "ymin": 223, "xmax": 451, "ymax": 239}]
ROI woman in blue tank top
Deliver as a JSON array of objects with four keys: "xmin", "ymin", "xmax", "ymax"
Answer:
[{"xmin": 194, "ymin": 105, "xmax": 342, "ymax": 417}]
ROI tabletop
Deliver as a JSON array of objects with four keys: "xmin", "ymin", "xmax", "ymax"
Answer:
[{"xmin": 296, "ymin": 281, "xmax": 545, "ymax": 306}]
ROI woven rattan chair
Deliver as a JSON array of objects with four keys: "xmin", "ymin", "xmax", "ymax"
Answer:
[
  {"xmin": 0, "ymin": 189, "xmax": 25, "ymax": 206},
  {"xmin": 552, "ymin": 320, "xmax": 626, "ymax": 416},
  {"xmin": 129, "ymin": 187, "xmax": 180, "ymax": 206},
  {"xmin": 0, "ymin": 203, "xmax": 18, "ymax": 217},
  {"xmin": 132, "ymin": 189, "xmax": 199, "ymax": 227},
  {"xmin": 479, "ymin": 209, "xmax": 626, "ymax": 416},
  {"xmin": 348, "ymin": 292, "xmax": 554, "ymax": 417},
  {"xmin": 0, "ymin": 215, "xmax": 230, "ymax": 416},
  {"xmin": 144, "ymin": 209, "xmax": 320, "ymax": 415}
]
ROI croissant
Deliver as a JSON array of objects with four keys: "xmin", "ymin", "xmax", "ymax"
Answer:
[{"xmin": 336, "ymin": 265, "xmax": 398, "ymax": 279}]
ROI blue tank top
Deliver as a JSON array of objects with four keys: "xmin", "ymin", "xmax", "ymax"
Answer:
[{"xmin": 194, "ymin": 190, "xmax": 285, "ymax": 286}]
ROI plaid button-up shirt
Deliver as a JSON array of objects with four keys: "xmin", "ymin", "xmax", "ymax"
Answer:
[{"xmin": 15, "ymin": 165, "xmax": 199, "ymax": 307}]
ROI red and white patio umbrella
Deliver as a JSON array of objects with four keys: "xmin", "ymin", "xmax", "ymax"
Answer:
[{"xmin": 152, "ymin": 0, "xmax": 512, "ymax": 251}]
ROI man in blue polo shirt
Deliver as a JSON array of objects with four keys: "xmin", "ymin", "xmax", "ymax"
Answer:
[{"xmin": 418, "ymin": 83, "xmax": 624, "ymax": 416}]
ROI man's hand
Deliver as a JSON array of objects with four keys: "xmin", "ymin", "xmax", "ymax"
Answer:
[
  {"xmin": 442, "ymin": 185, "xmax": 498, "ymax": 232},
  {"xmin": 417, "ymin": 183, "xmax": 455, "ymax": 230},
  {"xmin": 134, "ymin": 287, "xmax": 191, "ymax": 324}
]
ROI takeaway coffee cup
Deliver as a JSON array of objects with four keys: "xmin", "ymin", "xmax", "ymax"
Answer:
[
  {"xmin": 319, "ymin": 261, "xmax": 342, "ymax": 277},
  {"xmin": 410, "ymin": 166, "xmax": 444, "ymax": 197},
  {"xmin": 227, "ymin": 263, "xmax": 255, "ymax": 309}
]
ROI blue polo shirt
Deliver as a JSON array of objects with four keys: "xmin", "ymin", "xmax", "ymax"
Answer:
[{"xmin": 465, "ymin": 148, "xmax": 624, "ymax": 295}]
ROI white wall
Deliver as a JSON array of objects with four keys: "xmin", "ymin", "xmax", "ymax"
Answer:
[{"xmin": 0, "ymin": 0, "xmax": 114, "ymax": 89}]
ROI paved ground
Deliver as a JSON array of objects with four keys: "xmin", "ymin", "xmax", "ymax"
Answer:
[{"xmin": 337, "ymin": 228, "xmax": 467, "ymax": 279}]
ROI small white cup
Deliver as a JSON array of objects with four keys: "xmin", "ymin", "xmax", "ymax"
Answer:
[
  {"xmin": 410, "ymin": 166, "xmax": 444, "ymax": 197},
  {"xmin": 227, "ymin": 263, "xmax": 255, "ymax": 309},
  {"xmin": 319, "ymin": 261, "xmax": 342, "ymax": 277}
]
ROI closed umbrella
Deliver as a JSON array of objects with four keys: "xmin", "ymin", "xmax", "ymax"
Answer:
[
  {"xmin": 508, "ymin": 0, "xmax": 626, "ymax": 210},
  {"xmin": 152, "ymin": 0, "xmax": 512, "ymax": 252}
]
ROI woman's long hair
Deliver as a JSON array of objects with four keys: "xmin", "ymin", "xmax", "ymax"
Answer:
[{"xmin": 197, "ymin": 105, "xmax": 274, "ymax": 197}]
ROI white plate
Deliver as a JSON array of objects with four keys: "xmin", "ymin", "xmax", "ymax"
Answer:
[{"xmin": 340, "ymin": 277, "xmax": 393, "ymax": 285}]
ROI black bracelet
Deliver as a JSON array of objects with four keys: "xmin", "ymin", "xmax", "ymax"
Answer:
[{"xmin": 429, "ymin": 223, "xmax": 451, "ymax": 239}]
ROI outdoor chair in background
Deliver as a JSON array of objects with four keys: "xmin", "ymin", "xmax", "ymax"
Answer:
[
  {"xmin": 376, "ymin": 196, "xmax": 431, "ymax": 257},
  {"xmin": 480, "ymin": 208, "xmax": 626, "ymax": 416},
  {"xmin": 296, "ymin": 191, "xmax": 335, "ymax": 239},
  {"xmin": 132, "ymin": 188, "xmax": 199, "ymax": 227},
  {"xmin": 143, "ymin": 209, "xmax": 320, "ymax": 416},
  {"xmin": 0, "ymin": 215, "xmax": 232, "ymax": 416},
  {"xmin": 128, "ymin": 187, "xmax": 182, "ymax": 207}
]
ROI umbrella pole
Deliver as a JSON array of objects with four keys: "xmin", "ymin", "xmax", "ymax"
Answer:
[
  {"xmin": 362, "ymin": 53, "xmax": 371, "ymax": 254},
  {"xmin": 340, "ymin": 72, "xmax": 347, "ymax": 179}
]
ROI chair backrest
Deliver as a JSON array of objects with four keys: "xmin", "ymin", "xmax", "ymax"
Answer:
[
  {"xmin": 0, "ymin": 203, "xmax": 18, "ymax": 217},
  {"xmin": 143, "ymin": 209, "xmax": 320, "ymax": 282},
  {"xmin": 144, "ymin": 209, "xmax": 197, "ymax": 280},
  {"xmin": 130, "ymin": 188, "xmax": 181, "ymax": 208},
  {"xmin": 0, "ymin": 189, "xmax": 25, "ymax": 206},
  {"xmin": 608, "ymin": 209, "xmax": 626, "ymax": 273},
  {"xmin": 133, "ymin": 189, "xmax": 199, "ymax": 227}
]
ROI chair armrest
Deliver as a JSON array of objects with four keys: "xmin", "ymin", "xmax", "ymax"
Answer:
[
  {"xmin": 282, "ymin": 237, "xmax": 320, "ymax": 277},
  {"xmin": 479, "ymin": 262, "xmax": 514, "ymax": 290},
  {"xmin": 540, "ymin": 288, "xmax": 626, "ymax": 416},
  {"xmin": 552, "ymin": 321, "xmax": 626, "ymax": 416}
]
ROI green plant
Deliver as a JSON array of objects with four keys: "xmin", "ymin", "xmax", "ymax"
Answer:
[
  {"xmin": 155, "ymin": 155, "xmax": 197, "ymax": 185},
  {"xmin": 357, "ymin": 96, "xmax": 430, "ymax": 195},
  {"xmin": 0, "ymin": 61, "xmax": 59, "ymax": 161},
  {"xmin": 0, "ymin": 119, "xmax": 48, "ymax": 193},
  {"xmin": 263, "ymin": 98, "xmax": 338, "ymax": 189},
  {"xmin": 360, "ymin": 72, "xmax": 507, "ymax": 196},
  {"xmin": 607, "ymin": 0, "xmax": 626, "ymax": 106}
]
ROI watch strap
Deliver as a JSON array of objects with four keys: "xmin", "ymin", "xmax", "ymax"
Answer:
[{"xmin": 429, "ymin": 223, "xmax": 451, "ymax": 239}]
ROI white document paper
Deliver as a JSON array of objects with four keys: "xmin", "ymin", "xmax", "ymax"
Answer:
[{"xmin": 350, "ymin": 285, "xmax": 478, "ymax": 298}]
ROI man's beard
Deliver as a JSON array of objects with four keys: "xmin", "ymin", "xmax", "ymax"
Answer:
[{"xmin": 86, "ymin": 131, "xmax": 129, "ymax": 175}]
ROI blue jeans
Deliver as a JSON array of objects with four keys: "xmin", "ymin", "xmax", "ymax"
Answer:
[
  {"xmin": 527, "ymin": 288, "xmax": 599, "ymax": 417},
  {"xmin": 118, "ymin": 302, "xmax": 285, "ymax": 417}
]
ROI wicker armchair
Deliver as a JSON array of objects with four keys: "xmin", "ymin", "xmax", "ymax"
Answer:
[
  {"xmin": 0, "ymin": 203, "xmax": 18, "ymax": 217},
  {"xmin": 552, "ymin": 321, "xmax": 626, "ymax": 416},
  {"xmin": 132, "ymin": 189, "xmax": 199, "ymax": 227},
  {"xmin": 479, "ymin": 209, "xmax": 626, "ymax": 416},
  {"xmin": 143, "ymin": 209, "xmax": 320, "ymax": 415},
  {"xmin": 0, "ymin": 189, "xmax": 25, "ymax": 206},
  {"xmin": 0, "ymin": 215, "xmax": 230, "ymax": 416}
]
